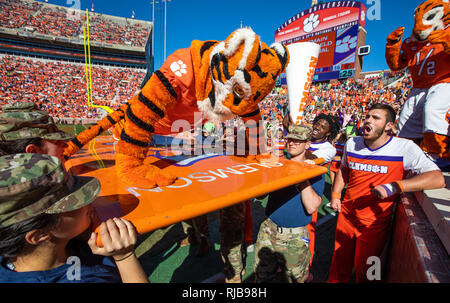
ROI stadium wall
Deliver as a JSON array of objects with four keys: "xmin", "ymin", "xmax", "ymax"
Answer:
[
  {"xmin": 386, "ymin": 194, "xmax": 450, "ymax": 282},
  {"xmin": 353, "ymin": 26, "xmax": 366, "ymax": 79}
]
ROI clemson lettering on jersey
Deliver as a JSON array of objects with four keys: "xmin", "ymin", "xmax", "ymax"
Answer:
[
  {"xmin": 340, "ymin": 136, "xmax": 438, "ymax": 228},
  {"xmin": 347, "ymin": 160, "xmax": 389, "ymax": 174}
]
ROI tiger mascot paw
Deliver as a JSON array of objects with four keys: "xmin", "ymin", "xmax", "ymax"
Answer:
[
  {"xmin": 152, "ymin": 170, "xmax": 178, "ymax": 188},
  {"xmin": 115, "ymin": 153, "xmax": 177, "ymax": 188},
  {"xmin": 245, "ymin": 153, "xmax": 279, "ymax": 167},
  {"xmin": 387, "ymin": 26, "xmax": 405, "ymax": 44}
]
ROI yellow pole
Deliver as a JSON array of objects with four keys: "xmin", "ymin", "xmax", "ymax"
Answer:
[
  {"xmin": 83, "ymin": 9, "xmax": 113, "ymax": 114},
  {"xmin": 86, "ymin": 9, "xmax": 93, "ymax": 107},
  {"xmin": 83, "ymin": 27, "xmax": 91, "ymax": 107}
]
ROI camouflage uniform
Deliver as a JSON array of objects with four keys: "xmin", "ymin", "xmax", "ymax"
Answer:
[
  {"xmin": 253, "ymin": 125, "xmax": 314, "ymax": 283},
  {"xmin": 0, "ymin": 153, "xmax": 100, "ymax": 227},
  {"xmin": 254, "ymin": 218, "xmax": 310, "ymax": 283},
  {"xmin": 0, "ymin": 102, "xmax": 72, "ymax": 142},
  {"xmin": 181, "ymin": 195, "xmax": 245, "ymax": 282},
  {"xmin": 181, "ymin": 214, "xmax": 210, "ymax": 239},
  {"xmin": 219, "ymin": 202, "xmax": 245, "ymax": 282}
]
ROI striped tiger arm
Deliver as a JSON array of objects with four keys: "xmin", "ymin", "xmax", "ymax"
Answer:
[
  {"xmin": 63, "ymin": 102, "xmax": 129, "ymax": 159},
  {"xmin": 115, "ymin": 70, "xmax": 179, "ymax": 188}
]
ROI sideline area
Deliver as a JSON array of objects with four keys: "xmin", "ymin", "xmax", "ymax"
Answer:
[{"xmin": 133, "ymin": 174, "xmax": 337, "ymax": 283}]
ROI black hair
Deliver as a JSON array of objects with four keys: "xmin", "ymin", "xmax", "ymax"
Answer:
[
  {"xmin": 336, "ymin": 129, "xmax": 348, "ymax": 144},
  {"xmin": 368, "ymin": 103, "xmax": 396, "ymax": 123},
  {"xmin": 0, "ymin": 213, "xmax": 59, "ymax": 259},
  {"xmin": 313, "ymin": 114, "xmax": 340, "ymax": 142},
  {"xmin": 0, "ymin": 138, "xmax": 42, "ymax": 156}
]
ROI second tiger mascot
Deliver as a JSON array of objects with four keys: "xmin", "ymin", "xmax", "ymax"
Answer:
[
  {"xmin": 63, "ymin": 28, "xmax": 289, "ymax": 188},
  {"xmin": 385, "ymin": 0, "xmax": 450, "ymax": 162}
]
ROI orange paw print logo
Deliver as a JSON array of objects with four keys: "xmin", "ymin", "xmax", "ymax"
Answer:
[{"xmin": 170, "ymin": 60, "xmax": 187, "ymax": 77}]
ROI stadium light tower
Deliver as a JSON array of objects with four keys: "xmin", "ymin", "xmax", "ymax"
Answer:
[
  {"xmin": 151, "ymin": 0, "xmax": 158, "ymax": 63},
  {"xmin": 163, "ymin": 0, "xmax": 172, "ymax": 61}
]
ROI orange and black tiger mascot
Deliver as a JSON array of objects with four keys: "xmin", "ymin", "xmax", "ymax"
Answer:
[
  {"xmin": 63, "ymin": 28, "xmax": 289, "ymax": 188},
  {"xmin": 385, "ymin": 0, "xmax": 450, "ymax": 162}
]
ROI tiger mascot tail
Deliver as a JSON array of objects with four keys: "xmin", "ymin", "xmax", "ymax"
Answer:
[
  {"xmin": 385, "ymin": 0, "xmax": 450, "ymax": 161},
  {"xmin": 64, "ymin": 28, "xmax": 289, "ymax": 188}
]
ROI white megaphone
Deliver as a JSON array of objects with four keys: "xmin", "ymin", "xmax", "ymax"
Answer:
[{"xmin": 285, "ymin": 42, "xmax": 320, "ymax": 125}]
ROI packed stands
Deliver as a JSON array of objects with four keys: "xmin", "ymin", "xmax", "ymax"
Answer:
[
  {"xmin": 0, "ymin": 0, "xmax": 412, "ymax": 128},
  {"xmin": 0, "ymin": 54, "xmax": 145, "ymax": 119},
  {"xmin": 259, "ymin": 70, "xmax": 412, "ymax": 131},
  {"xmin": 0, "ymin": 0, "xmax": 150, "ymax": 48},
  {"xmin": 0, "ymin": 0, "xmax": 42, "ymax": 29}
]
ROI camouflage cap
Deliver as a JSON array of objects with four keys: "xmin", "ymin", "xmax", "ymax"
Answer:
[
  {"xmin": 285, "ymin": 125, "xmax": 312, "ymax": 141},
  {"xmin": 0, "ymin": 153, "xmax": 100, "ymax": 227},
  {"xmin": 1, "ymin": 102, "xmax": 38, "ymax": 112},
  {"xmin": 0, "ymin": 105, "xmax": 73, "ymax": 141}
]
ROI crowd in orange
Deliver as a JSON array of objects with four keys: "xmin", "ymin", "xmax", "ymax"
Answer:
[
  {"xmin": 0, "ymin": 0, "xmax": 150, "ymax": 47},
  {"xmin": 259, "ymin": 71, "xmax": 412, "ymax": 130},
  {"xmin": 87, "ymin": 14, "xmax": 150, "ymax": 47},
  {"xmin": 0, "ymin": 51, "xmax": 412, "ymax": 125},
  {"xmin": 0, "ymin": 55, "xmax": 145, "ymax": 119},
  {"xmin": 0, "ymin": 0, "xmax": 42, "ymax": 29}
]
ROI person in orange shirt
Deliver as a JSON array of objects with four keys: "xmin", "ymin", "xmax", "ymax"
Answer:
[{"xmin": 329, "ymin": 103, "xmax": 444, "ymax": 283}]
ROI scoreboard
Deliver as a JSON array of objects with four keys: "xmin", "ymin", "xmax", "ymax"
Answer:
[{"xmin": 275, "ymin": 1, "xmax": 367, "ymax": 82}]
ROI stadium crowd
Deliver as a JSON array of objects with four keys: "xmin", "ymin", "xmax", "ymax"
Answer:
[
  {"xmin": 259, "ymin": 71, "xmax": 411, "ymax": 132},
  {"xmin": 0, "ymin": 55, "xmax": 145, "ymax": 119},
  {"xmin": 0, "ymin": 0, "xmax": 150, "ymax": 47},
  {"xmin": 0, "ymin": 0, "xmax": 42, "ymax": 29},
  {"xmin": 0, "ymin": 50, "xmax": 411, "ymax": 127}
]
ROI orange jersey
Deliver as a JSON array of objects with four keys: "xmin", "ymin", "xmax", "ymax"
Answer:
[
  {"xmin": 341, "ymin": 136, "xmax": 439, "ymax": 228},
  {"xmin": 401, "ymin": 38, "xmax": 450, "ymax": 89}
]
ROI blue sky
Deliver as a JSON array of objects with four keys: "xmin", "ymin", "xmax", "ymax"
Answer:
[{"xmin": 39, "ymin": 0, "xmax": 423, "ymax": 72}]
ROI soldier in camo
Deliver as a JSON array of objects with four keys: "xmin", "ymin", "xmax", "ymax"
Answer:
[
  {"xmin": 179, "ymin": 191, "xmax": 246, "ymax": 283},
  {"xmin": 253, "ymin": 125, "xmax": 324, "ymax": 283},
  {"xmin": 219, "ymin": 202, "xmax": 246, "ymax": 283},
  {"xmin": 0, "ymin": 153, "xmax": 100, "ymax": 227},
  {"xmin": 253, "ymin": 218, "xmax": 311, "ymax": 283},
  {"xmin": 0, "ymin": 102, "xmax": 72, "ymax": 160}
]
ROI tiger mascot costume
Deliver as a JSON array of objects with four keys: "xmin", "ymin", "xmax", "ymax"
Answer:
[
  {"xmin": 63, "ymin": 28, "xmax": 289, "ymax": 188},
  {"xmin": 385, "ymin": 0, "xmax": 450, "ymax": 162}
]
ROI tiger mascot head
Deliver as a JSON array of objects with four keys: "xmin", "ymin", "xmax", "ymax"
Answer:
[
  {"xmin": 412, "ymin": 0, "xmax": 449, "ymax": 41},
  {"xmin": 192, "ymin": 28, "xmax": 289, "ymax": 121}
]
